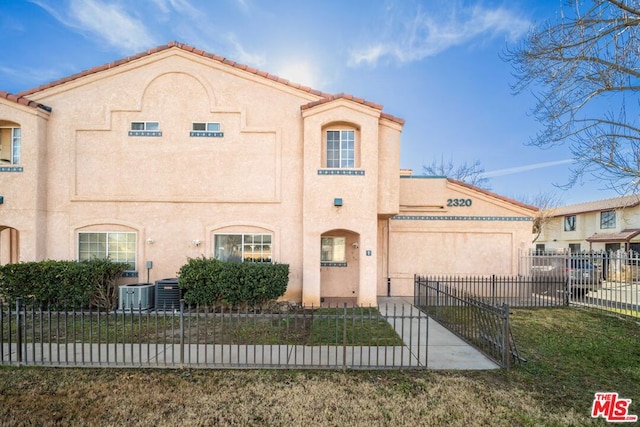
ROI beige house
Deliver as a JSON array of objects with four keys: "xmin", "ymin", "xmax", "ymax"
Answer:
[
  {"xmin": 535, "ymin": 194, "xmax": 640, "ymax": 253},
  {"xmin": 0, "ymin": 42, "xmax": 536, "ymax": 305}
]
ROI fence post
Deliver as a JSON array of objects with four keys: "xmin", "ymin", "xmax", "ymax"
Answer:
[
  {"xmin": 342, "ymin": 302, "xmax": 347, "ymax": 369},
  {"xmin": 436, "ymin": 281, "xmax": 441, "ymax": 321},
  {"xmin": 502, "ymin": 304, "xmax": 511, "ymax": 369},
  {"xmin": 15, "ymin": 297, "xmax": 22, "ymax": 365},
  {"xmin": 492, "ymin": 275, "xmax": 496, "ymax": 306},
  {"xmin": 179, "ymin": 299, "xmax": 185, "ymax": 365}
]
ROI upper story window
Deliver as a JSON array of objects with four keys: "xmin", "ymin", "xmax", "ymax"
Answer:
[
  {"xmin": 564, "ymin": 215, "xmax": 576, "ymax": 231},
  {"xmin": 214, "ymin": 233, "xmax": 272, "ymax": 263},
  {"xmin": 600, "ymin": 210, "xmax": 616, "ymax": 229},
  {"xmin": 190, "ymin": 122, "xmax": 223, "ymax": 137},
  {"xmin": 326, "ymin": 130, "xmax": 355, "ymax": 168},
  {"xmin": 0, "ymin": 126, "xmax": 21, "ymax": 165},
  {"xmin": 78, "ymin": 232, "xmax": 137, "ymax": 271},
  {"xmin": 129, "ymin": 121, "xmax": 161, "ymax": 137}
]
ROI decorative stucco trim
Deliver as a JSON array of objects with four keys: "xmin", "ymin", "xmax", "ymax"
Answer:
[
  {"xmin": 189, "ymin": 131, "xmax": 224, "ymax": 138},
  {"xmin": 0, "ymin": 167, "xmax": 23, "ymax": 172},
  {"xmin": 392, "ymin": 215, "xmax": 532, "ymax": 222},
  {"xmin": 321, "ymin": 262, "xmax": 348, "ymax": 267},
  {"xmin": 317, "ymin": 169, "xmax": 365, "ymax": 176},
  {"xmin": 128, "ymin": 131, "xmax": 163, "ymax": 137}
]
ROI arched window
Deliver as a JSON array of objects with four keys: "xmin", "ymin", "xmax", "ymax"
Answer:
[
  {"xmin": 323, "ymin": 123, "xmax": 360, "ymax": 169},
  {"xmin": 0, "ymin": 121, "xmax": 21, "ymax": 165}
]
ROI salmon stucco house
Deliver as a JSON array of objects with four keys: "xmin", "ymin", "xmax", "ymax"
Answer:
[{"xmin": 0, "ymin": 42, "xmax": 537, "ymax": 306}]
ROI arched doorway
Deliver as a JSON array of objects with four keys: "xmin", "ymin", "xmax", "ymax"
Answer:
[
  {"xmin": 320, "ymin": 229, "xmax": 360, "ymax": 303},
  {"xmin": 0, "ymin": 226, "xmax": 19, "ymax": 265}
]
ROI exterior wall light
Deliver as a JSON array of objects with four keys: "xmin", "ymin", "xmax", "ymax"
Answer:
[
  {"xmin": 146, "ymin": 238, "xmax": 155, "ymax": 244},
  {"xmin": 192, "ymin": 239, "xmax": 202, "ymax": 247}
]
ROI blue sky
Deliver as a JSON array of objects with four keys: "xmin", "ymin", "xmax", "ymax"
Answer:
[{"xmin": 0, "ymin": 0, "xmax": 621, "ymax": 205}]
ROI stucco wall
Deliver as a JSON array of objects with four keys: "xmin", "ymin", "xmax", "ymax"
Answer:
[
  {"xmin": 537, "ymin": 206, "xmax": 640, "ymax": 251},
  {"xmin": 384, "ymin": 177, "xmax": 535, "ymax": 296},
  {"xmin": 0, "ymin": 99, "xmax": 49, "ymax": 262}
]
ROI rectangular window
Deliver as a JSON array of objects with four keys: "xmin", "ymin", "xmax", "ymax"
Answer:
[
  {"xmin": 326, "ymin": 130, "xmax": 355, "ymax": 168},
  {"xmin": 131, "ymin": 122, "xmax": 159, "ymax": 131},
  {"xmin": 321, "ymin": 237, "xmax": 346, "ymax": 262},
  {"xmin": 78, "ymin": 232, "xmax": 137, "ymax": 270},
  {"xmin": 568, "ymin": 243, "xmax": 581, "ymax": 252},
  {"xmin": 190, "ymin": 122, "xmax": 223, "ymax": 137},
  {"xmin": 192, "ymin": 122, "xmax": 220, "ymax": 132},
  {"xmin": 564, "ymin": 215, "xmax": 576, "ymax": 231},
  {"xmin": 214, "ymin": 233, "xmax": 272, "ymax": 263},
  {"xmin": 600, "ymin": 210, "xmax": 616, "ymax": 229},
  {"xmin": 129, "ymin": 121, "xmax": 161, "ymax": 136},
  {"xmin": 0, "ymin": 127, "xmax": 20, "ymax": 165}
]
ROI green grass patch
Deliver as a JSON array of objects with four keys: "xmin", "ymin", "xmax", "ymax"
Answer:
[
  {"xmin": 307, "ymin": 308, "xmax": 404, "ymax": 346},
  {"xmin": 507, "ymin": 307, "xmax": 640, "ymax": 415}
]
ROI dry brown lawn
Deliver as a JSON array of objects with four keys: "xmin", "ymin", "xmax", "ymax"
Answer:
[{"xmin": 0, "ymin": 368, "xmax": 583, "ymax": 426}]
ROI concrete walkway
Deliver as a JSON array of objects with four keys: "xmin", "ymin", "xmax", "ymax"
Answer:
[
  {"xmin": 378, "ymin": 297, "xmax": 499, "ymax": 370},
  {"xmin": 2, "ymin": 298, "xmax": 499, "ymax": 370}
]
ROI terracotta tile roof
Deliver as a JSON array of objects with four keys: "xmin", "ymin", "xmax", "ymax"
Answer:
[
  {"xmin": 586, "ymin": 229, "xmax": 640, "ymax": 243},
  {"xmin": 446, "ymin": 178, "xmax": 539, "ymax": 212},
  {"xmin": 0, "ymin": 90, "xmax": 52, "ymax": 112},
  {"xmin": 301, "ymin": 94, "xmax": 405, "ymax": 125},
  {"xmin": 546, "ymin": 194, "xmax": 640, "ymax": 217},
  {"xmin": 17, "ymin": 41, "xmax": 404, "ymax": 124}
]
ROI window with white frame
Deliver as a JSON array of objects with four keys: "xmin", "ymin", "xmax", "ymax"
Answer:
[
  {"xmin": 564, "ymin": 215, "xmax": 576, "ymax": 231},
  {"xmin": 214, "ymin": 233, "xmax": 272, "ymax": 263},
  {"xmin": 326, "ymin": 130, "xmax": 355, "ymax": 168},
  {"xmin": 78, "ymin": 232, "xmax": 137, "ymax": 270},
  {"xmin": 129, "ymin": 121, "xmax": 161, "ymax": 136},
  {"xmin": 0, "ymin": 127, "xmax": 21, "ymax": 164},
  {"xmin": 190, "ymin": 122, "xmax": 223, "ymax": 137},
  {"xmin": 600, "ymin": 210, "xmax": 616, "ymax": 229},
  {"xmin": 321, "ymin": 236, "xmax": 346, "ymax": 262}
]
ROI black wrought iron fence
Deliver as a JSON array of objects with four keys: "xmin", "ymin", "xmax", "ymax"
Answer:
[
  {"xmin": 1, "ymin": 298, "xmax": 429, "ymax": 369},
  {"xmin": 414, "ymin": 276, "xmax": 521, "ymax": 368}
]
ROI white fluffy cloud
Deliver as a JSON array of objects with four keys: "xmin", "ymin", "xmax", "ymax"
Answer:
[{"xmin": 349, "ymin": 3, "xmax": 531, "ymax": 67}]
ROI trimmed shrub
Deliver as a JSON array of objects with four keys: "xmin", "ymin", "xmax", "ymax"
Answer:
[
  {"xmin": 0, "ymin": 259, "xmax": 128, "ymax": 308},
  {"xmin": 178, "ymin": 257, "xmax": 289, "ymax": 306}
]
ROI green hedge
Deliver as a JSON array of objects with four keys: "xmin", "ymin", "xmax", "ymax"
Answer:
[
  {"xmin": 0, "ymin": 259, "xmax": 128, "ymax": 308},
  {"xmin": 178, "ymin": 257, "xmax": 289, "ymax": 306}
]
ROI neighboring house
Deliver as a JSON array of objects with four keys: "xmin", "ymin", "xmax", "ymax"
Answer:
[
  {"xmin": 535, "ymin": 194, "xmax": 640, "ymax": 253},
  {"xmin": 0, "ymin": 42, "xmax": 536, "ymax": 305}
]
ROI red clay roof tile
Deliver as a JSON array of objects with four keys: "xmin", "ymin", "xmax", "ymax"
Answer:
[
  {"xmin": 447, "ymin": 178, "xmax": 538, "ymax": 212},
  {"xmin": 0, "ymin": 90, "xmax": 51, "ymax": 112},
  {"xmin": 16, "ymin": 41, "xmax": 404, "ymax": 124}
]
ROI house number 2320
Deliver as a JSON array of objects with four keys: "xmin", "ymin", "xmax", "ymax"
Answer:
[{"xmin": 447, "ymin": 198, "xmax": 472, "ymax": 207}]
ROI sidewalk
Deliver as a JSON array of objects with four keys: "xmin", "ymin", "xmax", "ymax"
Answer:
[{"xmin": 378, "ymin": 296, "xmax": 499, "ymax": 370}]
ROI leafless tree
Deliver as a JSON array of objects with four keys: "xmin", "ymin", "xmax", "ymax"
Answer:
[
  {"xmin": 505, "ymin": 0, "xmax": 640, "ymax": 194},
  {"xmin": 423, "ymin": 157, "xmax": 492, "ymax": 190},
  {"xmin": 515, "ymin": 191, "xmax": 564, "ymax": 243}
]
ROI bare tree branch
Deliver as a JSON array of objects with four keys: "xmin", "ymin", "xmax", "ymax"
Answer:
[
  {"xmin": 505, "ymin": 0, "xmax": 640, "ymax": 194},
  {"xmin": 515, "ymin": 191, "xmax": 564, "ymax": 243},
  {"xmin": 422, "ymin": 156, "xmax": 492, "ymax": 190}
]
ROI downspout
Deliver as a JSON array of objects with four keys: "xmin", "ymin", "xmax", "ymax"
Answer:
[{"xmin": 386, "ymin": 218, "xmax": 391, "ymax": 297}]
